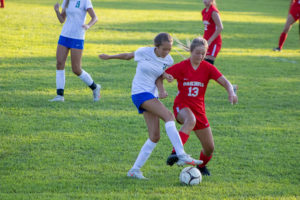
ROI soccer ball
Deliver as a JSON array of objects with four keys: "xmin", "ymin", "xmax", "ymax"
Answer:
[{"xmin": 179, "ymin": 167, "xmax": 202, "ymax": 185}]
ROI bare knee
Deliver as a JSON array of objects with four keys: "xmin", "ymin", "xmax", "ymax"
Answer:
[
  {"xmin": 72, "ymin": 66, "xmax": 82, "ymax": 76},
  {"xmin": 163, "ymin": 110, "xmax": 175, "ymax": 122},
  {"xmin": 149, "ymin": 133, "xmax": 160, "ymax": 143},
  {"xmin": 56, "ymin": 60, "xmax": 65, "ymax": 70},
  {"xmin": 203, "ymin": 144, "xmax": 214, "ymax": 156},
  {"xmin": 184, "ymin": 116, "xmax": 196, "ymax": 131}
]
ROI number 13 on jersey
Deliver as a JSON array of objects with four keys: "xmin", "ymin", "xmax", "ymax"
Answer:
[{"xmin": 188, "ymin": 87, "xmax": 199, "ymax": 97}]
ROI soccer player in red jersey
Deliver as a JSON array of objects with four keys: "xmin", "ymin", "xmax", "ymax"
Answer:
[
  {"xmin": 202, "ymin": 0, "xmax": 223, "ymax": 64},
  {"xmin": 274, "ymin": 0, "xmax": 300, "ymax": 51},
  {"xmin": 159, "ymin": 37, "xmax": 238, "ymax": 176}
]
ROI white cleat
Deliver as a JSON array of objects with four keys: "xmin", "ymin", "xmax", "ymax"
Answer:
[
  {"xmin": 49, "ymin": 95, "xmax": 64, "ymax": 102},
  {"xmin": 93, "ymin": 84, "xmax": 101, "ymax": 102},
  {"xmin": 127, "ymin": 169, "xmax": 148, "ymax": 180},
  {"xmin": 176, "ymin": 154, "xmax": 203, "ymax": 166}
]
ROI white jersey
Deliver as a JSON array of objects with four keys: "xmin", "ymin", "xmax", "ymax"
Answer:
[
  {"xmin": 61, "ymin": 0, "xmax": 93, "ymax": 40},
  {"xmin": 131, "ymin": 47, "xmax": 174, "ymax": 96}
]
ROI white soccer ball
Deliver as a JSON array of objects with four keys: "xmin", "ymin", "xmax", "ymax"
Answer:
[{"xmin": 179, "ymin": 167, "xmax": 202, "ymax": 185}]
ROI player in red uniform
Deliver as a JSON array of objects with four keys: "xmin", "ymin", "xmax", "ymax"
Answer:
[
  {"xmin": 159, "ymin": 37, "xmax": 238, "ymax": 176},
  {"xmin": 274, "ymin": 0, "xmax": 300, "ymax": 51},
  {"xmin": 202, "ymin": 0, "xmax": 223, "ymax": 64}
]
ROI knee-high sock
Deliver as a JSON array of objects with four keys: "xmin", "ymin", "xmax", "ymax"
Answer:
[
  {"xmin": 198, "ymin": 151, "xmax": 212, "ymax": 168},
  {"xmin": 56, "ymin": 70, "xmax": 65, "ymax": 96},
  {"xmin": 79, "ymin": 69, "xmax": 94, "ymax": 87},
  {"xmin": 278, "ymin": 32, "xmax": 287, "ymax": 50},
  {"xmin": 131, "ymin": 139, "xmax": 157, "ymax": 170},
  {"xmin": 172, "ymin": 131, "xmax": 190, "ymax": 153},
  {"xmin": 165, "ymin": 121, "xmax": 185, "ymax": 156}
]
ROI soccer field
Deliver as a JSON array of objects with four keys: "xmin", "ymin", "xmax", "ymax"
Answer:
[{"xmin": 0, "ymin": 0, "xmax": 300, "ymax": 199}]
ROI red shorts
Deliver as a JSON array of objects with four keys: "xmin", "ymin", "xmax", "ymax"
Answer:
[
  {"xmin": 206, "ymin": 42, "xmax": 222, "ymax": 58},
  {"xmin": 173, "ymin": 103, "xmax": 210, "ymax": 130},
  {"xmin": 289, "ymin": 2, "xmax": 300, "ymax": 21}
]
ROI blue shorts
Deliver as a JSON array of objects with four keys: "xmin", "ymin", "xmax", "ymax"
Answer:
[
  {"xmin": 131, "ymin": 92, "xmax": 156, "ymax": 114},
  {"xmin": 58, "ymin": 35, "xmax": 84, "ymax": 50}
]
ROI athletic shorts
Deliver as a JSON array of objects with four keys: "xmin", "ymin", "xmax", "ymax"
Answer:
[
  {"xmin": 173, "ymin": 103, "xmax": 210, "ymax": 130},
  {"xmin": 206, "ymin": 43, "xmax": 222, "ymax": 58},
  {"xmin": 289, "ymin": 2, "xmax": 300, "ymax": 21},
  {"xmin": 131, "ymin": 92, "xmax": 157, "ymax": 114},
  {"xmin": 58, "ymin": 35, "xmax": 84, "ymax": 50}
]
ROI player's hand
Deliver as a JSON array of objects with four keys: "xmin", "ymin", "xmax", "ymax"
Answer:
[
  {"xmin": 54, "ymin": 3, "xmax": 60, "ymax": 12},
  {"xmin": 163, "ymin": 72, "xmax": 174, "ymax": 82},
  {"xmin": 98, "ymin": 54, "xmax": 110, "ymax": 60},
  {"xmin": 82, "ymin": 24, "xmax": 90, "ymax": 30},
  {"xmin": 228, "ymin": 94, "xmax": 238, "ymax": 105},
  {"xmin": 158, "ymin": 90, "xmax": 168, "ymax": 99}
]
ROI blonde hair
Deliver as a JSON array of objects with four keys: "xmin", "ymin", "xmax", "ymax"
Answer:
[
  {"xmin": 212, "ymin": 0, "xmax": 217, "ymax": 7},
  {"xmin": 190, "ymin": 37, "xmax": 208, "ymax": 52}
]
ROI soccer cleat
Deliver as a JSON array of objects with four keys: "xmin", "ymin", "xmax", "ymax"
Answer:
[
  {"xmin": 273, "ymin": 47, "xmax": 281, "ymax": 52},
  {"xmin": 49, "ymin": 95, "xmax": 64, "ymax": 102},
  {"xmin": 93, "ymin": 84, "xmax": 101, "ymax": 102},
  {"xmin": 197, "ymin": 166, "xmax": 211, "ymax": 176},
  {"xmin": 176, "ymin": 154, "xmax": 203, "ymax": 166},
  {"xmin": 166, "ymin": 152, "xmax": 179, "ymax": 166},
  {"xmin": 127, "ymin": 169, "xmax": 148, "ymax": 180}
]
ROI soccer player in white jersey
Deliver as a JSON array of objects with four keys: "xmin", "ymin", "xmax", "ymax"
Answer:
[
  {"xmin": 98, "ymin": 33, "xmax": 202, "ymax": 180},
  {"xmin": 50, "ymin": 0, "xmax": 101, "ymax": 102}
]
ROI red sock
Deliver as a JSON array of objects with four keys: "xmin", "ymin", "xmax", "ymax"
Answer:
[
  {"xmin": 172, "ymin": 131, "xmax": 190, "ymax": 153},
  {"xmin": 198, "ymin": 151, "xmax": 212, "ymax": 168},
  {"xmin": 278, "ymin": 32, "xmax": 287, "ymax": 50}
]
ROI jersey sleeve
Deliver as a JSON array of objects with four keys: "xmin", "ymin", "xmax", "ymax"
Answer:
[
  {"xmin": 165, "ymin": 62, "xmax": 183, "ymax": 80},
  {"xmin": 85, "ymin": 0, "xmax": 93, "ymax": 10},
  {"xmin": 209, "ymin": 64, "xmax": 223, "ymax": 81},
  {"xmin": 134, "ymin": 47, "xmax": 145, "ymax": 62}
]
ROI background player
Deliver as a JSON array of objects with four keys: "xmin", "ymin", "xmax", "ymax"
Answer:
[
  {"xmin": 274, "ymin": 0, "xmax": 300, "ymax": 51},
  {"xmin": 159, "ymin": 37, "xmax": 238, "ymax": 176},
  {"xmin": 98, "ymin": 33, "xmax": 202, "ymax": 180},
  {"xmin": 50, "ymin": 0, "xmax": 101, "ymax": 102},
  {"xmin": 202, "ymin": 0, "xmax": 223, "ymax": 64}
]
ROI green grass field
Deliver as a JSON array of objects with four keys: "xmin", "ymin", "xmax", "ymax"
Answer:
[{"xmin": 1, "ymin": 0, "xmax": 300, "ymax": 199}]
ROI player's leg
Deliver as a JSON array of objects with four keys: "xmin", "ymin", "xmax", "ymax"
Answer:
[
  {"xmin": 205, "ymin": 43, "xmax": 221, "ymax": 64},
  {"xmin": 274, "ymin": 14, "xmax": 296, "ymax": 51},
  {"xmin": 167, "ymin": 107, "xmax": 196, "ymax": 166},
  {"xmin": 194, "ymin": 127, "xmax": 214, "ymax": 176},
  {"xmin": 70, "ymin": 48, "xmax": 101, "ymax": 101},
  {"xmin": 49, "ymin": 44, "xmax": 69, "ymax": 102},
  {"xmin": 127, "ymin": 112, "xmax": 160, "ymax": 179},
  {"xmin": 141, "ymin": 99, "xmax": 202, "ymax": 166}
]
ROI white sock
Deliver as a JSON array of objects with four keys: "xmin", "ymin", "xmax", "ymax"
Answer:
[
  {"xmin": 165, "ymin": 121, "xmax": 185, "ymax": 156},
  {"xmin": 79, "ymin": 69, "xmax": 94, "ymax": 86},
  {"xmin": 131, "ymin": 139, "xmax": 157, "ymax": 170},
  {"xmin": 56, "ymin": 70, "xmax": 65, "ymax": 91}
]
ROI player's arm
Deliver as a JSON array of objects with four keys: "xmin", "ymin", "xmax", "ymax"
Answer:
[
  {"xmin": 98, "ymin": 52, "xmax": 134, "ymax": 60},
  {"xmin": 207, "ymin": 11, "xmax": 223, "ymax": 46},
  {"xmin": 216, "ymin": 75, "xmax": 238, "ymax": 105},
  {"xmin": 54, "ymin": 3, "xmax": 66, "ymax": 24},
  {"xmin": 83, "ymin": 8, "xmax": 98, "ymax": 30},
  {"xmin": 155, "ymin": 75, "xmax": 168, "ymax": 99}
]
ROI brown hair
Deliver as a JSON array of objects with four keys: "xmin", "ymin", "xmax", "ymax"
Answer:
[
  {"xmin": 190, "ymin": 37, "xmax": 208, "ymax": 52},
  {"xmin": 154, "ymin": 33, "xmax": 173, "ymax": 47}
]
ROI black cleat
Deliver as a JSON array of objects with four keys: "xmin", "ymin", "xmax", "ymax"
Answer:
[
  {"xmin": 273, "ymin": 47, "xmax": 281, "ymax": 52},
  {"xmin": 166, "ymin": 152, "xmax": 179, "ymax": 166},
  {"xmin": 197, "ymin": 166, "xmax": 211, "ymax": 176}
]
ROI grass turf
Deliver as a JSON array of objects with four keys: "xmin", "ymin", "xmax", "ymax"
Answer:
[{"xmin": 0, "ymin": 0, "xmax": 300, "ymax": 199}]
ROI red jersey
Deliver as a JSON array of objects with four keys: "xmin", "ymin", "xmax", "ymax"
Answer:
[
  {"xmin": 166, "ymin": 59, "xmax": 222, "ymax": 114},
  {"xmin": 202, "ymin": 5, "xmax": 222, "ymax": 45}
]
